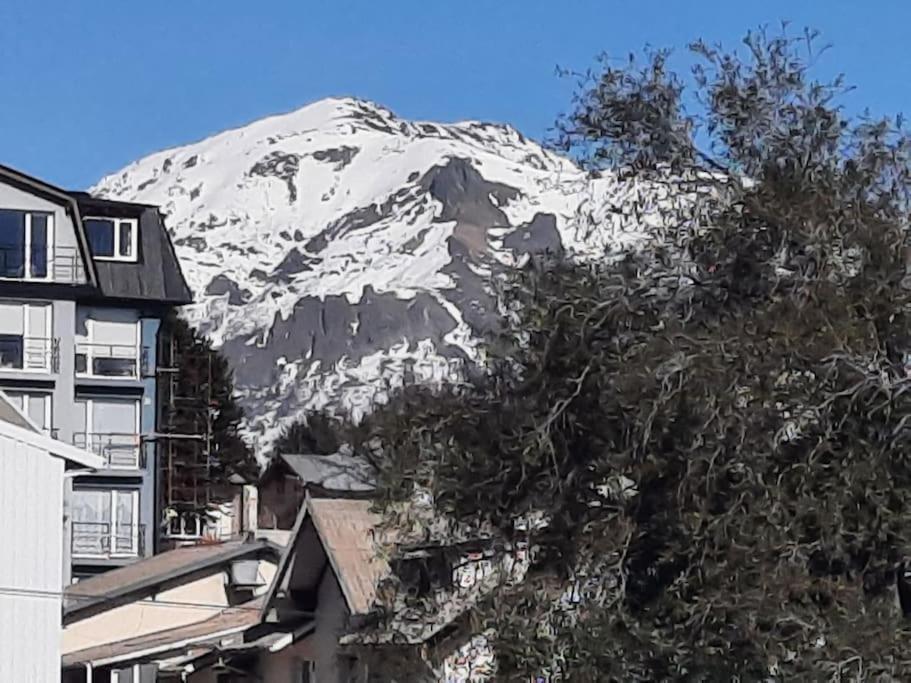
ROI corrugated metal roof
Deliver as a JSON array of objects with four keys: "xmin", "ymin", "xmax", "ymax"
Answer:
[
  {"xmin": 307, "ymin": 498, "xmax": 389, "ymax": 616},
  {"xmin": 65, "ymin": 538, "xmax": 279, "ymax": 618},
  {"xmin": 278, "ymin": 452, "xmax": 376, "ymax": 492},
  {"xmin": 62, "ymin": 597, "xmax": 264, "ymax": 667}
]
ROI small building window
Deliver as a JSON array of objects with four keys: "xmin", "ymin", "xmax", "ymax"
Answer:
[
  {"xmin": 0, "ymin": 301, "xmax": 53, "ymax": 372},
  {"xmin": 85, "ymin": 217, "xmax": 138, "ymax": 261},
  {"xmin": 0, "ymin": 209, "xmax": 53, "ymax": 279},
  {"xmin": 4, "ymin": 390, "xmax": 52, "ymax": 434},
  {"xmin": 296, "ymin": 660, "xmax": 315, "ymax": 683},
  {"xmin": 71, "ymin": 488, "xmax": 141, "ymax": 558}
]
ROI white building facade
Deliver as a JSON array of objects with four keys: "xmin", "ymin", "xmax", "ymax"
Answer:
[{"xmin": 0, "ymin": 392, "xmax": 101, "ymax": 683}]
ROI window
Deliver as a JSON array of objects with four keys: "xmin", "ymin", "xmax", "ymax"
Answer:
[
  {"xmin": 75, "ymin": 311, "xmax": 141, "ymax": 378},
  {"xmin": 0, "ymin": 209, "xmax": 53, "ymax": 279},
  {"xmin": 4, "ymin": 391, "xmax": 52, "ymax": 434},
  {"xmin": 85, "ymin": 217, "xmax": 137, "ymax": 261},
  {"xmin": 110, "ymin": 666, "xmax": 141, "ymax": 683},
  {"xmin": 74, "ymin": 397, "xmax": 141, "ymax": 468},
  {"xmin": 71, "ymin": 488, "xmax": 140, "ymax": 557},
  {"xmin": 165, "ymin": 511, "xmax": 204, "ymax": 540},
  {"xmin": 295, "ymin": 661, "xmax": 315, "ymax": 683},
  {"xmin": 0, "ymin": 301, "xmax": 53, "ymax": 372}
]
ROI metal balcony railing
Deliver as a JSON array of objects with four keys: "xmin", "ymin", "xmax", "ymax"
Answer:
[
  {"xmin": 75, "ymin": 343, "xmax": 149, "ymax": 379},
  {"xmin": 73, "ymin": 432, "xmax": 143, "ymax": 469},
  {"xmin": 0, "ymin": 336, "xmax": 59, "ymax": 373},
  {"xmin": 0, "ymin": 244, "xmax": 87, "ymax": 284},
  {"xmin": 71, "ymin": 521, "xmax": 145, "ymax": 558}
]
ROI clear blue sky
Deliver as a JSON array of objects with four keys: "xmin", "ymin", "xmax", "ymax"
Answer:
[{"xmin": 1, "ymin": 0, "xmax": 909, "ymax": 189}]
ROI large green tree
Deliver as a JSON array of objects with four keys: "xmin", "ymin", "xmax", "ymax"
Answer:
[{"xmin": 355, "ymin": 27, "xmax": 911, "ymax": 680}]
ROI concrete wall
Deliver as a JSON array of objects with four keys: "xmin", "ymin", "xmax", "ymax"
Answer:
[
  {"xmin": 0, "ymin": 429, "xmax": 65, "ymax": 683},
  {"xmin": 0, "ymin": 177, "xmax": 178, "ymax": 578},
  {"xmin": 0, "ymin": 298, "xmax": 76, "ymax": 435},
  {"xmin": 70, "ymin": 311, "xmax": 162, "ymax": 569},
  {"xmin": 140, "ymin": 317, "xmax": 159, "ymax": 555},
  {"xmin": 0, "ymin": 299, "xmax": 166, "ymax": 576}
]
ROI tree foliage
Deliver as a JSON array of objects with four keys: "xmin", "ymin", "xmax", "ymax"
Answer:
[
  {"xmin": 272, "ymin": 410, "xmax": 347, "ymax": 457},
  {"xmin": 161, "ymin": 315, "xmax": 256, "ymax": 504},
  {"xmin": 355, "ymin": 26, "xmax": 911, "ymax": 680}
]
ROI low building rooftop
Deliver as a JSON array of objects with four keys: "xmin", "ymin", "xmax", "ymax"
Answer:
[{"xmin": 64, "ymin": 537, "xmax": 280, "ymax": 621}]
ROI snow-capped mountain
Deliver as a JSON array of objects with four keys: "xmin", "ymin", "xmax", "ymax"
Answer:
[{"xmin": 92, "ymin": 98, "xmax": 651, "ymax": 448}]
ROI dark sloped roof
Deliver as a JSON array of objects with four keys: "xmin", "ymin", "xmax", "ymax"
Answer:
[
  {"xmin": 0, "ymin": 162, "xmax": 191, "ymax": 304},
  {"xmin": 72, "ymin": 195, "xmax": 192, "ymax": 305},
  {"xmin": 64, "ymin": 538, "xmax": 279, "ymax": 620},
  {"xmin": 62, "ymin": 597, "xmax": 264, "ymax": 668}
]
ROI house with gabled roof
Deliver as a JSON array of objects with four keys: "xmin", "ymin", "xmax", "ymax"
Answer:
[
  {"xmin": 60, "ymin": 537, "xmax": 279, "ymax": 682},
  {"xmin": 161, "ymin": 495, "xmax": 501, "ymax": 681},
  {"xmin": 256, "ymin": 451, "xmax": 375, "ymax": 545}
]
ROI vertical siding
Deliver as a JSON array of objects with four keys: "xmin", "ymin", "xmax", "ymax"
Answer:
[{"xmin": 0, "ymin": 432, "xmax": 64, "ymax": 683}]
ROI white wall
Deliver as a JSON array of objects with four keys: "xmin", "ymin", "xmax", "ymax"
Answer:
[{"xmin": 0, "ymin": 431, "xmax": 65, "ymax": 683}]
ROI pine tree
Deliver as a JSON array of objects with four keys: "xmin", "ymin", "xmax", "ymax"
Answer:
[
  {"xmin": 272, "ymin": 410, "xmax": 347, "ymax": 457},
  {"xmin": 159, "ymin": 314, "xmax": 256, "ymax": 514}
]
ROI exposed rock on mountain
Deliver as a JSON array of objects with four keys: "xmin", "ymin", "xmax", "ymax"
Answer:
[{"xmin": 93, "ymin": 98, "xmax": 649, "ymax": 447}]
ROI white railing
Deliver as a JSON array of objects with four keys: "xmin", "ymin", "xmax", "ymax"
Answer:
[
  {"xmin": 0, "ymin": 244, "xmax": 86, "ymax": 284},
  {"xmin": 73, "ymin": 432, "xmax": 143, "ymax": 469},
  {"xmin": 71, "ymin": 521, "xmax": 144, "ymax": 558},
  {"xmin": 0, "ymin": 336, "xmax": 58, "ymax": 373},
  {"xmin": 75, "ymin": 343, "xmax": 147, "ymax": 379}
]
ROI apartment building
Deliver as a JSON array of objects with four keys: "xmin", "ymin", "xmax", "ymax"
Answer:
[{"xmin": 0, "ymin": 164, "xmax": 191, "ymax": 581}]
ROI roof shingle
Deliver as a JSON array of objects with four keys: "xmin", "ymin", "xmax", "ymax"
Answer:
[{"xmin": 308, "ymin": 498, "xmax": 388, "ymax": 616}]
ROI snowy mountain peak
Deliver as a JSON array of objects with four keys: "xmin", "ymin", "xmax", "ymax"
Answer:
[{"xmin": 93, "ymin": 98, "xmax": 639, "ymax": 448}]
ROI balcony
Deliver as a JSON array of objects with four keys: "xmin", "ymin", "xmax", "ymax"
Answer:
[
  {"xmin": 71, "ymin": 521, "xmax": 145, "ymax": 559},
  {"xmin": 0, "ymin": 336, "xmax": 59, "ymax": 373},
  {"xmin": 75, "ymin": 343, "xmax": 148, "ymax": 379},
  {"xmin": 0, "ymin": 244, "xmax": 86, "ymax": 284},
  {"xmin": 73, "ymin": 432, "xmax": 143, "ymax": 469}
]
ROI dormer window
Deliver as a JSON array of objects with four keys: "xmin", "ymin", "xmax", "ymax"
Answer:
[{"xmin": 85, "ymin": 217, "xmax": 137, "ymax": 262}]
